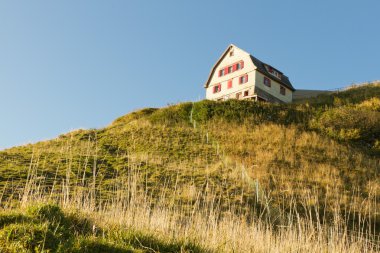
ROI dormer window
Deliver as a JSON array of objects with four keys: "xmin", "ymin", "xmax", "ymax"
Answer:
[
  {"xmin": 266, "ymin": 65, "xmax": 282, "ymax": 79},
  {"xmin": 236, "ymin": 61, "xmax": 244, "ymax": 70}
]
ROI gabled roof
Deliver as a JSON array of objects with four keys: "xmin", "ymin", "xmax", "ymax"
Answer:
[
  {"xmin": 203, "ymin": 44, "xmax": 235, "ymax": 88},
  {"xmin": 203, "ymin": 44, "xmax": 295, "ymax": 91}
]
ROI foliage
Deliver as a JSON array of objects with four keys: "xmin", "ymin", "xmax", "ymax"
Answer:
[
  {"xmin": 0, "ymin": 82, "xmax": 379, "ymax": 252},
  {"xmin": 310, "ymin": 106, "xmax": 380, "ymax": 142}
]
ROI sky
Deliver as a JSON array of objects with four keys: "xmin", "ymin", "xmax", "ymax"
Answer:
[{"xmin": 1, "ymin": 0, "xmax": 379, "ymax": 149}]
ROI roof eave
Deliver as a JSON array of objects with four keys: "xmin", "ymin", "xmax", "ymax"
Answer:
[{"xmin": 204, "ymin": 44, "xmax": 236, "ymax": 89}]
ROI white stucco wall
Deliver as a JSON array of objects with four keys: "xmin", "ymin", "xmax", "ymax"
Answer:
[
  {"xmin": 206, "ymin": 46, "xmax": 256, "ymax": 100},
  {"xmin": 254, "ymin": 71, "xmax": 293, "ymax": 103}
]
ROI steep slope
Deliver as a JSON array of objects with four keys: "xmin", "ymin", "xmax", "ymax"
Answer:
[{"xmin": 0, "ymin": 83, "xmax": 379, "ymax": 251}]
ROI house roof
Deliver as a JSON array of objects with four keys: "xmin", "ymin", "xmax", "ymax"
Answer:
[
  {"xmin": 203, "ymin": 44, "xmax": 295, "ymax": 91},
  {"xmin": 250, "ymin": 55, "xmax": 295, "ymax": 91}
]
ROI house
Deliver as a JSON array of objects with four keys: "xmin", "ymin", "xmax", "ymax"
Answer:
[{"xmin": 204, "ymin": 44, "xmax": 295, "ymax": 103}]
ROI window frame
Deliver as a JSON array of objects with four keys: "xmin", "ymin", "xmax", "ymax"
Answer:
[
  {"xmin": 264, "ymin": 76, "xmax": 271, "ymax": 87},
  {"xmin": 239, "ymin": 74, "xmax": 248, "ymax": 84},
  {"xmin": 213, "ymin": 83, "xmax": 221, "ymax": 93}
]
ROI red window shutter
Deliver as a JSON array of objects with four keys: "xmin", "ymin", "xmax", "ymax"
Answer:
[
  {"xmin": 224, "ymin": 67, "xmax": 229, "ymax": 75},
  {"xmin": 232, "ymin": 64, "xmax": 237, "ymax": 72},
  {"xmin": 218, "ymin": 70, "xmax": 222, "ymax": 77},
  {"xmin": 218, "ymin": 83, "xmax": 222, "ymax": 91},
  {"xmin": 241, "ymin": 61, "xmax": 244, "ymax": 69},
  {"xmin": 228, "ymin": 80, "xmax": 232, "ymax": 88}
]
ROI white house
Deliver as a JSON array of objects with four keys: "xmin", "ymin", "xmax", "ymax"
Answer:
[{"xmin": 204, "ymin": 44, "xmax": 295, "ymax": 103}]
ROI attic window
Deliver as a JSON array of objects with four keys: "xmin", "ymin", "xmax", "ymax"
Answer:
[
  {"xmin": 266, "ymin": 65, "xmax": 282, "ymax": 79},
  {"xmin": 229, "ymin": 50, "xmax": 234, "ymax": 57},
  {"xmin": 236, "ymin": 61, "xmax": 244, "ymax": 70}
]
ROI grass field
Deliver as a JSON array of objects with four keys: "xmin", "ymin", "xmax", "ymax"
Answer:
[{"xmin": 0, "ymin": 83, "xmax": 379, "ymax": 252}]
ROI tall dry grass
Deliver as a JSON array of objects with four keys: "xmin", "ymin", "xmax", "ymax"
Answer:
[{"xmin": 0, "ymin": 144, "xmax": 378, "ymax": 253}]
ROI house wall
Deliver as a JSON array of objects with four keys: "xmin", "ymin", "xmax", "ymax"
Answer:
[
  {"xmin": 206, "ymin": 46, "xmax": 256, "ymax": 100},
  {"xmin": 254, "ymin": 71, "xmax": 293, "ymax": 103}
]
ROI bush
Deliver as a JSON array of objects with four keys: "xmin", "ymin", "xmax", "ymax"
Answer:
[
  {"xmin": 357, "ymin": 97, "xmax": 380, "ymax": 111},
  {"xmin": 310, "ymin": 106, "xmax": 380, "ymax": 142},
  {"xmin": 148, "ymin": 102, "xmax": 193, "ymax": 125}
]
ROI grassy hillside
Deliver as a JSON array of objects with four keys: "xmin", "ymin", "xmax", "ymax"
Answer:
[{"xmin": 0, "ymin": 83, "xmax": 379, "ymax": 252}]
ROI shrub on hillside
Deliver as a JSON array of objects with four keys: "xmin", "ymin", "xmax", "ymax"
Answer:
[
  {"xmin": 149, "ymin": 102, "xmax": 193, "ymax": 125},
  {"xmin": 357, "ymin": 97, "xmax": 380, "ymax": 111},
  {"xmin": 310, "ymin": 106, "xmax": 380, "ymax": 143}
]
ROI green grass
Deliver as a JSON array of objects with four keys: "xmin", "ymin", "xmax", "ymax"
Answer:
[
  {"xmin": 0, "ymin": 204, "xmax": 207, "ymax": 253},
  {"xmin": 0, "ymin": 82, "xmax": 379, "ymax": 252}
]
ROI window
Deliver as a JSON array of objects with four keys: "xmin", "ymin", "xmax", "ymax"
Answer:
[
  {"xmin": 236, "ymin": 61, "xmax": 244, "ymax": 70},
  {"xmin": 236, "ymin": 92, "xmax": 242, "ymax": 99},
  {"xmin": 244, "ymin": 90, "xmax": 249, "ymax": 97},
  {"xmin": 213, "ymin": 84, "xmax": 221, "ymax": 93},
  {"xmin": 239, "ymin": 74, "xmax": 248, "ymax": 84},
  {"xmin": 229, "ymin": 50, "xmax": 234, "ymax": 57},
  {"xmin": 264, "ymin": 76, "xmax": 271, "ymax": 87},
  {"xmin": 280, "ymin": 86, "xmax": 286, "ymax": 95},
  {"xmin": 219, "ymin": 61, "xmax": 244, "ymax": 77},
  {"xmin": 266, "ymin": 65, "xmax": 282, "ymax": 79},
  {"xmin": 227, "ymin": 80, "xmax": 233, "ymax": 89}
]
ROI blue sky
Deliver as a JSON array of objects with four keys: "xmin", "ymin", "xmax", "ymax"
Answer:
[{"xmin": 1, "ymin": 1, "xmax": 379, "ymax": 149}]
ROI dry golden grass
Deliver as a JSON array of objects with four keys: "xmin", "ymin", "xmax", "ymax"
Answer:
[{"xmin": 1, "ymin": 160, "xmax": 377, "ymax": 253}]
